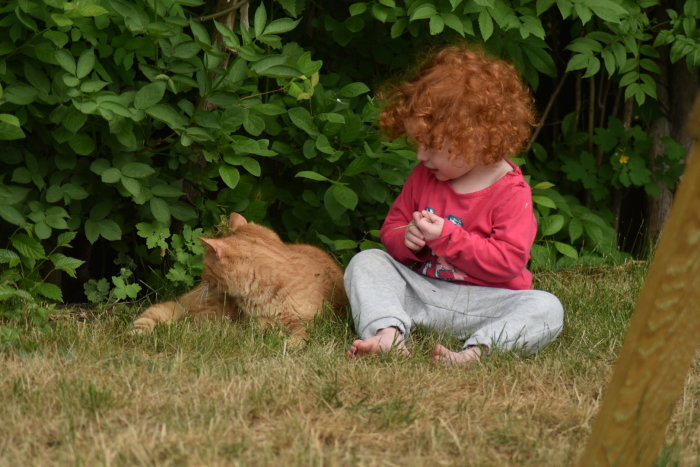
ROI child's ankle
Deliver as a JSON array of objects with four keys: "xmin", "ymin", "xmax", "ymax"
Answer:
[{"xmin": 377, "ymin": 326, "xmax": 402, "ymax": 340}]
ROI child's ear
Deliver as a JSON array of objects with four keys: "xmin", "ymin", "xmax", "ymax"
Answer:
[
  {"xmin": 229, "ymin": 212, "xmax": 247, "ymax": 231},
  {"xmin": 199, "ymin": 237, "xmax": 223, "ymax": 257}
]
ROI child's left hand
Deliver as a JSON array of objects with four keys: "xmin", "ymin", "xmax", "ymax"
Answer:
[{"xmin": 415, "ymin": 210, "xmax": 444, "ymax": 241}]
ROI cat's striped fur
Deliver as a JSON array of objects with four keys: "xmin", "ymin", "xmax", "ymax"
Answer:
[{"xmin": 132, "ymin": 213, "xmax": 347, "ymax": 340}]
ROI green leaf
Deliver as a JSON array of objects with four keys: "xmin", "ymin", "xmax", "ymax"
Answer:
[
  {"xmin": 44, "ymin": 207, "xmax": 69, "ymax": 230},
  {"xmin": 35, "ymin": 222, "xmax": 52, "ymax": 240},
  {"xmin": 478, "ymin": 10, "xmax": 494, "ymax": 41},
  {"xmin": 121, "ymin": 176, "xmax": 141, "ymax": 197},
  {"xmin": 76, "ymin": 48, "xmax": 95, "ymax": 79},
  {"xmin": 315, "ymin": 134, "xmax": 335, "ymax": 154},
  {"xmin": 410, "ymin": 4, "xmax": 437, "ymax": 21},
  {"xmin": 59, "ymin": 184, "xmax": 86, "ymax": 201},
  {"xmin": 34, "ymin": 282, "xmax": 63, "ymax": 301},
  {"xmin": 0, "ymin": 205, "xmax": 26, "ymax": 226},
  {"xmin": 219, "ymin": 165, "xmax": 241, "ymax": 189},
  {"xmin": 569, "ymin": 218, "xmax": 583, "ymax": 242},
  {"xmin": 331, "ymin": 184, "xmax": 358, "ymax": 210},
  {"xmin": 190, "ymin": 20, "xmax": 211, "ymax": 45},
  {"xmin": 172, "ymin": 41, "xmax": 201, "ymax": 59},
  {"xmin": 295, "ymin": 171, "xmax": 332, "ymax": 182},
  {"xmin": 553, "ymin": 241, "xmax": 578, "ymax": 258},
  {"xmin": 241, "ymin": 157, "xmax": 261, "ymax": 176},
  {"xmin": 429, "ymin": 15, "xmax": 445, "ymax": 35},
  {"xmin": 334, "ymin": 239, "xmax": 358, "ymax": 250},
  {"xmin": 150, "ymin": 198, "xmax": 171, "ymax": 223},
  {"xmin": 288, "ymin": 107, "xmax": 319, "ymax": 136},
  {"xmin": 55, "ymin": 49, "xmax": 76, "ymax": 75},
  {"xmin": 344, "ymin": 155, "xmax": 375, "ymax": 176},
  {"xmin": 0, "ymin": 114, "xmax": 25, "ymax": 140},
  {"xmin": 3, "ymin": 85, "xmax": 37, "ymax": 105},
  {"xmin": 68, "ymin": 133, "xmax": 96, "ymax": 155},
  {"xmin": 349, "ymin": 3, "xmax": 367, "ymax": 15},
  {"xmin": 85, "ymin": 218, "xmax": 122, "ymax": 243},
  {"xmin": 50, "ymin": 253, "xmax": 85, "ymax": 278},
  {"xmin": 152, "ymin": 184, "xmax": 184, "ymax": 198},
  {"xmin": 76, "ymin": 4, "xmax": 109, "ymax": 16},
  {"xmin": 146, "ymin": 104, "xmax": 188, "ymax": 130},
  {"xmin": 101, "ymin": 167, "xmax": 121, "ymax": 183},
  {"xmin": 11, "ymin": 234, "xmax": 46, "ymax": 260},
  {"xmin": 134, "ymin": 81, "xmax": 167, "ymax": 109},
  {"xmin": 263, "ymin": 18, "xmax": 300, "ymax": 35},
  {"xmin": 121, "ymin": 162, "xmax": 156, "ymax": 178},
  {"xmin": 63, "ymin": 109, "xmax": 88, "ymax": 133},
  {"xmin": 441, "ymin": 13, "xmax": 465, "ymax": 36},
  {"xmin": 251, "ymin": 103, "xmax": 287, "ymax": 116},
  {"xmin": 532, "ymin": 195, "xmax": 557, "ymax": 209},
  {"xmin": 254, "ymin": 2, "xmax": 267, "ymax": 37},
  {"xmin": 338, "ymin": 82, "xmax": 370, "ymax": 98},
  {"xmin": 112, "ymin": 278, "xmax": 141, "ymax": 300},
  {"xmin": 0, "ymin": 249, "xmax": 20, "ymax": 266},
  {"xmin": 0, "ymin": 285, "xmax": 20, "ymax": 301},
  {"xmin": 319, "ymin": 112, "xmax": 345, "ymax": 124},
  {"xmin": 540, "ymin": 214, "xmax": 565, "ymax": 236},
  {"xmin": 250, "ymin": 55, "xmax": 289, "ymax": 74},
  {"xmin": 533, "ymin": 181, "xmax": 555, "ymax": 190},
  {"xmin": 587, "ymin": 0, "xmax": 627, "ymax": 23},
  {"xmin": 57, "ymin": 231, "xmax": 78, "ymax": 247},
  {"xmin": 231, "ymin": 136, "xmax": 277, "ymax": 156}
]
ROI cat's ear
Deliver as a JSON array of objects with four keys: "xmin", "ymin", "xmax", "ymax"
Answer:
[
  {"xmin": 229, "ymin": 212, "xmax": 248, "ymax": 231},
  {"xmin": 200, "ymin": 237, "xmax": 223, "ymax": 257}
]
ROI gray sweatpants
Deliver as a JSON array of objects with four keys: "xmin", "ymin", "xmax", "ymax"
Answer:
[{"xmin": 344, "ymin": 249, "xmax": 564, "ymax": 355}]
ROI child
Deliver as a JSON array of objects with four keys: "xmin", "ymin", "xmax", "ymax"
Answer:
[{"xmin": 345, "ymin": 45, "xmax": 564, "ymax": 365}]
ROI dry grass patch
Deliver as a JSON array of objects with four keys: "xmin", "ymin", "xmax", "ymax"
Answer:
[{"xmin": 1, "ymin": 261, "xmax": 699, "ymax": 465}]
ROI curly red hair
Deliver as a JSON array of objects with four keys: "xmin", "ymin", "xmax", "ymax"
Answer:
[{"xmin": 379, "ymin": 45, "xmax": 536, "ymax": 165}]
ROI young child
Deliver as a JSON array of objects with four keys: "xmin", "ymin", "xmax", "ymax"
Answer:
[{"xmin": 345, "ymin": 45, "xmax": 564, "ymax": 364}]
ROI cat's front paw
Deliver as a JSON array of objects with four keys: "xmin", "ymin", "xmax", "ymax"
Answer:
[{"xmin": 130, "ymin": 317, "xmax": 156, "ymax": 335}]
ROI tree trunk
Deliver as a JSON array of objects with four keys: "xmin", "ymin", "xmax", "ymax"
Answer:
[{"xmin": 646, "ymin": 58, "xmax": 699, "ymax": 253}]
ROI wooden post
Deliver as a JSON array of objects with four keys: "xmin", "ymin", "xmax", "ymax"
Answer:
[{"xmin": 578, "ymin": 93, "xmax": 700, "ymax": 466}]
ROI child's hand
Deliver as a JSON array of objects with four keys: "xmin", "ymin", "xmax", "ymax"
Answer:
[
  {"xmin": 415, "ymin": 210, "xmax": 444, "ymax": 241},
  {"xmin": 404, "ymin": 211, "xmax": 426, "ymax": 252}
]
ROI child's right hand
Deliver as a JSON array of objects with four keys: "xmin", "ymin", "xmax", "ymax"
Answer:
[{"xmin": 404, "ymin": 211, "xmax": 426, "ymax": 252}]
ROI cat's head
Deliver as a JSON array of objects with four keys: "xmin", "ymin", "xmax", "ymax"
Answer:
[{"xmin": 199, "ymin": 213, "xmax": 283, "ymax": 284}]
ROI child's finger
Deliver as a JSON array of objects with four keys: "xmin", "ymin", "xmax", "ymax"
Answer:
[{"xmin": 421, "ymin": 210, "xmax": 438, "ymax": 223}]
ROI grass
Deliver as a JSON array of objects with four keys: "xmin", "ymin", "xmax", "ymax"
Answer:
[{"xmin": 1, "ymin": 261, "xmax": 699, "ymax": 466}]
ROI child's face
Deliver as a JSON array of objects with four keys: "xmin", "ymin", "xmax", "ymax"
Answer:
[{"xmin": 415, "ymin": 141, "xmax": 474, "ymax": 181}]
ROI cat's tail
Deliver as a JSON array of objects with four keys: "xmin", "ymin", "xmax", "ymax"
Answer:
[{"xmin": 131, "ymin": 300, "xmax": 187, "ymax": 334}]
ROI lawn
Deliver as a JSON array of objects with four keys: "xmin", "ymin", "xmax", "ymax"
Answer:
[{"xmin": 1, "ymin": 261, "xmax": 698, "ymax": 466}]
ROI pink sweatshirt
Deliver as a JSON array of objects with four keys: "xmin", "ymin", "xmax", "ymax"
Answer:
[{"xmin": 380, "ymin": 160, "xmax": 537, "ymax": 290}]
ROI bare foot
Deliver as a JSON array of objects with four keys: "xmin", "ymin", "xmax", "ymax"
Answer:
[
  {"xmin": 432, "ymin": 344, "xmax": 484, "ymax": 366},
  {"xmin": 348, "ymin": 327, "xmax": 410, "ymax": 357}
]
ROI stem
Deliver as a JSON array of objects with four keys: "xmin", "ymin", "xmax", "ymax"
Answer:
[
  {"xmin": 574, "ymin": 72, "xmax": 582, "ymax": 132},
  {"xmin": 525, "ymin": 72, "xmax": 569, "ymax": 153},
  {"xmin": 241, "ymin": 85, "xmax": 289, "ymax": 100},
  {"xmin": 198, "ymin": 0, "xmax": 249, "ymax": 22},
  {"xmin": 588, "ymin": 75, "xmax": 595, "ymax": 153}
]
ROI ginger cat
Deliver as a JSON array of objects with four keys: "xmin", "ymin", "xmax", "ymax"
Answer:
[{"xmin": 132, "ymin": 213, "xmax": 348, "ymax": 341}]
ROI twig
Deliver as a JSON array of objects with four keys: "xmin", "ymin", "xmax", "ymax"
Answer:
[
  {"xmin": 525, "ymin": 71, "xmax": 569, "ymax": 154},
  {"xmin": 198, "ymin": 0, "xmax": 249, "ymax": 22},
  {"xmin": 390, "ymin": 222, "xmax": 416, "ymax": 230}
]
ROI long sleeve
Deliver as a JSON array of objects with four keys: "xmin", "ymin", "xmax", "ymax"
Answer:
[
  {"xmin": 380, "ymin": 167, "xmax": 431, "ymax": 264},
  {"xmin": 377, "ymin": 161, "xmax": 536, "ymax": 290},
  {"xmin": 425, "ymin": 184, "xmax": 536, "ymax": 285}
]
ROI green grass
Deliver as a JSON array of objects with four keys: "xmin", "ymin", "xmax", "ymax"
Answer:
[{"xmin": 1, "ymin": 262, "xmax": 699, "ymax": 466}]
